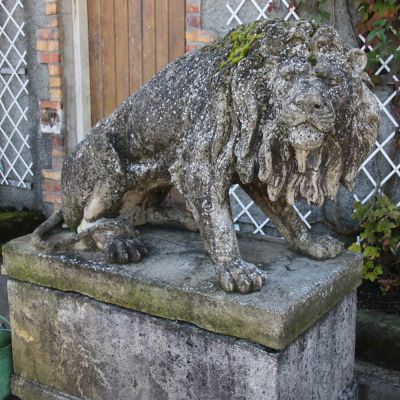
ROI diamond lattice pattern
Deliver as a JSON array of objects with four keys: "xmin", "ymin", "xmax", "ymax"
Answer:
[
  {"xmin": 226, "ymin": 0, "xmax": 400, "ymax": 235},
  {"xmin": 0, "ymin": 0, "xmax": 32, "ymax": 189}
]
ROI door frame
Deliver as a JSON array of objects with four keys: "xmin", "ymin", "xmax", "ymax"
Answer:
[
  {"xmin": 61, "ymin": 0, "xmax": 91, "ymax": 149},
  {"xmin": 71, "ymin": 0, "xmax": 91, "ymax": 144}
]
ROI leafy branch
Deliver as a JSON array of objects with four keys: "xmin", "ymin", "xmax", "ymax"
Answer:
[
  {"xmin": 354, "ymin": 0, "xmax": 400, "ymax": 75},
  {"xmin": 349, "ymin": 195, "xmax": 400, "ymax": 290}
]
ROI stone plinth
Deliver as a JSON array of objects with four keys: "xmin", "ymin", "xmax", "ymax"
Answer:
[{"xmin": 3, "ymin": 227, "xmax": 362, "ymax": 400}]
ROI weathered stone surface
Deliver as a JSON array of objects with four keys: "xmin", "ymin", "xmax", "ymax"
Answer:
[
  {"xmin": 32, "ymin": 19, "xmax": 379, "ymax": 294},
  {"xmin": 4, "ymin": 227, "xmax": 362, "ymax": 350},
  {"xmin": 9, "ymin": 281, "xmax": 357, "ymax": 400}
]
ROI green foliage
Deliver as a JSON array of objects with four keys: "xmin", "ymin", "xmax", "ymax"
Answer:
[
  {"xmin": 354, "ymin": 0, "xmax": 400, "ymax": 75},
  {"xmin": 349, "ymin": 195, "xmax": 400, "ymax": 285},
  {"xmin": 221, "ymin": 22, "xmax": 264, "ymax": 68}
]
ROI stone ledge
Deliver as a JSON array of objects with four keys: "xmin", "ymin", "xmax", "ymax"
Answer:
[{"xmin": 3, "ymin": 227, "xmax": 362, "ymax": 350}]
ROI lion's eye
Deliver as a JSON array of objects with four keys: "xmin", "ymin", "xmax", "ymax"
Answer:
[
  {"xmin": 316, "ymin": 71, "xmax": 340, "ymax": 87},
  {"xmin": 326, "ymin": 76, "xmax": 340, "ymax": 86}
]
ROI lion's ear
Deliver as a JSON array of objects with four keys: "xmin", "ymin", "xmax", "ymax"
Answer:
[{"xmin": 348, "ymin": 48, "xmax": 368, "ymax": 76}]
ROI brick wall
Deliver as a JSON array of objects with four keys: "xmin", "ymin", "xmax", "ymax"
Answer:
[
  {"xmin": 36, "ymin": 0, "xmax": 64, "ymax": 211},
  {"xmin": 185, "ymin": 0, "xmax": 216, "ymax": 52}
]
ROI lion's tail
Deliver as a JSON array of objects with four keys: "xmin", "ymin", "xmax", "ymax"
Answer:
[{"xmin": 31, "ymin": 210, "xmax": 93, "ymax": 252}]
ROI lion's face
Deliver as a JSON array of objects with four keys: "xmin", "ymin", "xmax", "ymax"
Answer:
[
  {"xmin": 272, "ymin": 51, "xmax": 357, "ymax": 205},
  {"xmin": 232, "ymin": 21, "xmax": 380, "ymax": 207}
]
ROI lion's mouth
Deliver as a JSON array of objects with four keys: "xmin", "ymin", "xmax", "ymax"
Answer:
[
  {"xmin": 289, "ymin": 124, "xmax": 326, "ymax": 150},
  {"xmin": 288, "ymin": 124, "xmax": 325, "ymax": 174}
]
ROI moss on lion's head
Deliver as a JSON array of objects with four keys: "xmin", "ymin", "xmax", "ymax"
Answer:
[{"xmin": 220, "ymin": 21, "xmax": 266, "ymax": 68}]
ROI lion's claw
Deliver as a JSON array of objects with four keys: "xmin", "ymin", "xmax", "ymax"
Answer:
[
  {"xmin": 105, "ymin": 236, "xmax": 148, "ymax": 264},
  {"xmin": 217, "ymin": 259, "xmax": 267, "ymax": 294}
]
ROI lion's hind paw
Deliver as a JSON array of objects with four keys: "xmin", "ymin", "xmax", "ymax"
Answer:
[
  {"xmin": 299, "ymin": 235, "xmax": 343, "ymax": 260},
  {"xmin": 105, "ymin": 236, "xmax": 148, "ymax": 264},
  {"xmin": 217, "ymin": 259, "xmax": 267, "ymax": 294}
]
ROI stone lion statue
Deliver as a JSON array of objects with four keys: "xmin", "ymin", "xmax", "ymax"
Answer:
[{"xmin": 33, "ymin": 20, "xmax": 379, "ymax": 294}]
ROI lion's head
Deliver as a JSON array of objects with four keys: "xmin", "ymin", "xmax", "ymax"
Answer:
[{"xmin": 223, "ymin": 20, "xmax": 379, "ymax": 206}]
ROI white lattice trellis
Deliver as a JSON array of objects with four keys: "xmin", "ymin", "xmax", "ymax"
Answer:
[
  {"xmin": 355, "ymin": 34, "xmax": 399, "ymax": 206},
  {"xmin": 0, "ymin": 0, "xmax": 32, "ymax": 189},
  {"xmin": 226, "ymin": 0, "xmax": 400, "ymax": 235}
]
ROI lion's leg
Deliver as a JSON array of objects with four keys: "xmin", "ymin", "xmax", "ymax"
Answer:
[
  {"xmin": 243, "ymin": 183, "xmax": 343, "ymax": 260},
  {"xmin": 180, "ymin": 176, "xmax": 266, "ymax": 294},
  {"xmin": 77, "ymin": 183, "xmax": 149, "ymax": 264},
  {"xmin": 79, "ymin": 217, "xmax": 149, "ymax": 263}
]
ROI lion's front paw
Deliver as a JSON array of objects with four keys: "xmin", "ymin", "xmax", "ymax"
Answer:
[
  {"xmin": 216, "ymin": 259, "xmax": 267, "ymax": 294},
  {"xmin": 105, "ymin": 236, "xmax": 148, "ymax": 264},
  {"xmin": 297, "ymin": 235, "xmax": 343, "ymax": 260}
]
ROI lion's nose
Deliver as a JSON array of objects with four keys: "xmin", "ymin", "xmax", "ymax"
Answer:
[{"xmin": 294, "ymin": 87, "xmax": 323, "ymax": 113}]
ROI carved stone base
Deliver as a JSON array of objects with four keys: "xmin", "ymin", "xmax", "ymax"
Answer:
[
  {"xmin": 9, "ymin": 282, "xmax": 356, "ymax": 400},
  {"xmin": 4, "ymin": 228, "xmax": 361, "ymax": 400}
]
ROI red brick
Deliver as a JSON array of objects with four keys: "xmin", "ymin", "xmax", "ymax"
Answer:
[
  {"xmin": 50, "ymin": 87, "xmax": 63, "ymax": 100},
  {"xmin": 186, "ymin": 4, "xmax": 201, "ymax": 14},
  {"xmin": 42, "ymin": 179, "xmax": 53, "ymax": 193},
  {"xmin": 36, "ymin": 40, "xmax": 48, "ymax": 51},
  {"xmin": 51, "ymin": 135, "xmax": 65, "ymax": 147},
  {"xmin": 48, "ymin": 16, "xmax": 60, "ymax": 28},
  {"xmin": 45, "ymin": 1, "xmax": 58, "ymax": 15},
  {"xmin": 47, "ymin": 40, "xmax": 60, "ymax": 51},
  {"xmin": 38, "ymin": 51, "xmax": 62, "ymax": 64},
  {"xmin": 52, "ymin": 158, "xmax": 64, "ymax": 170},
  {"xmin": 43, "ymin": 179, "xmax": 61, "ymax": 193},
  {"xmin": 186, "ymin": 15, "xmax": 201, "ymax": 29},
  {"xmin": 42, "ymin": 169, "xmax": 61, "ymax": 180},
  {"xmin": 186, "ymin": 30, "xmax": 215, "ymax": 43},
  {"xmin": 186, "ymin": 44, "xmax": 200, "ymax": 53},
  {"xmin": 49, "ymin": 76, "xmax": 62, "ymax": 88},
  {"xmin": 52, "ymin": 147, "xmax": 66, "ymax": 159},
  {"xmin": 37, "ymin": 28, "xmax": 60, "ymax": 40},
  {"xmin": 48, "ymin": 64, "xmax": 63, "ymax": 76},
  {"xmin": 43, "ymin": 192, "xmax": 62, "ymax": 204},
  {"xmin": 40, "ymin": 100, "xmax": 61, "ymax": 110}
]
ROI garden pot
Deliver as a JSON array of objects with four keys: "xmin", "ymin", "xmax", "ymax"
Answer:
[{"xmin": 0, "ymin": 316, "xmax": 12, "ymax": 400}]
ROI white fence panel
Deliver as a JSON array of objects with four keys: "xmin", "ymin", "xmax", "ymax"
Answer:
[{"xmin": 0, "ymin": 0, "xmax": 32, "ymax": 189}]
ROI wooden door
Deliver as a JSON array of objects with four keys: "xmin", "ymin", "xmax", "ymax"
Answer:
[{"xmin": 87, "ymin": 0, "xmax": 185, "ymax": 126}]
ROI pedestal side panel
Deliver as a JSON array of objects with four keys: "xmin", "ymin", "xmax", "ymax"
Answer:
[{"xmin": 279, "ymin": 292, "xmax": 357, "ymax": 400}]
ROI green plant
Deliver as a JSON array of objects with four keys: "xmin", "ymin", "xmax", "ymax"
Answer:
[
  {"xmin": 354, "ymin": 0, "xmax": 400, "ymax": 75},
  {"xmin": 349, "ymin": 195, "xmax": 400, "ymax": 286},
  {"xmin": 220, "ymin": 22, "xmax": 265, "ymax": 68}
]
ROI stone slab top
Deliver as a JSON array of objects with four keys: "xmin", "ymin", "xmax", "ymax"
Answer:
[{"xmin": 3, "ymin": 227, "xmax": 362, "ymax": 350}]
